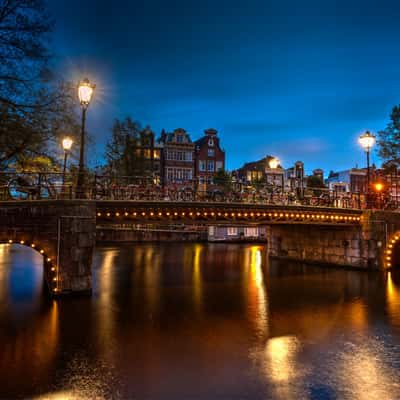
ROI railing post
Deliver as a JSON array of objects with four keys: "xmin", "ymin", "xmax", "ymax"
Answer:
[{"xmin": 37, "ymin": 172, "xmax": 42, "ymax": 200}]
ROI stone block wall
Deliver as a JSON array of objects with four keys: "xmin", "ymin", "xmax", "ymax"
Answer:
[{"xmin": 267, "ymin": 223, "xmax": 378, "ymax": 269}]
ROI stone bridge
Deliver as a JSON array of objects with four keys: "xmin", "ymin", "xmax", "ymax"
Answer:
[{"xmin": 0, "ymin": 200, "xmax": 399, "ymax": 296}]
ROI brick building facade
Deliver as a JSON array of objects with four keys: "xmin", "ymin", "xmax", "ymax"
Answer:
[
  {"xmin": 159, "ymin": 128, "xmax": 195, "ymax": 186},
  {"xmin": 194, "ymin": 128, "xmax": 225, "ymax": 188}
]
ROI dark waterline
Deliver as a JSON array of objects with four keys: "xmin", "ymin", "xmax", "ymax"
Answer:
[{"xmin": 1, "ymin": 242, "xmax": 400, "ymax": 399}]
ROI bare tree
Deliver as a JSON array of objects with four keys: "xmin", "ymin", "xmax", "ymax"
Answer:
[{"xmin": 0, "ymin": 1, "xmax": 80, "ymax": 170}]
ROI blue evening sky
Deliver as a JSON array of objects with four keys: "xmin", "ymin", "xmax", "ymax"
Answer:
[{"xmin": 48, "ymin": 0, "xmax": 400, "ymax": 175}]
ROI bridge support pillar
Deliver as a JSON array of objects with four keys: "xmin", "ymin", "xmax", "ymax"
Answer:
[{"xmin": 54, "ymin": 211, "xmax": 96, "ymax": 296}]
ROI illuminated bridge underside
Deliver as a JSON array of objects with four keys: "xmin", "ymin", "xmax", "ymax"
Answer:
[{"xmin": 95, "ymin": 201, "xmax": 362, "ymax": 226}]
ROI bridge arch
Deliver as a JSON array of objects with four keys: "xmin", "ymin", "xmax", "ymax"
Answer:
[
  {"xmin": 0, "ymin": 238, "xmax": 59, "ymax": 294},
  {"xmin": 384, "ymin": 232, "xmax": 400, "ymax": 269},
  {"xmin": 0, "ymin": 200, "xmax": 96, "ymax": 296}
]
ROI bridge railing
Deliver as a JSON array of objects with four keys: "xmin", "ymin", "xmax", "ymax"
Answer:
[{"xmin": 0, "ymin": 171, "xmax": 392, "ymax": 210}]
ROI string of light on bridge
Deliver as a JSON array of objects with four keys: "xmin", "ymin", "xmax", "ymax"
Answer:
[
  {"xmin": 385, "ymin": 233, "xmax": 400, "ymax": 269},
  {"xmin": 95, "ymin": 210, "xmax": 361, "ymax": 223}
]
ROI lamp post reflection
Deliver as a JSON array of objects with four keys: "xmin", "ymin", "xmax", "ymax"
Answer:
[
  {"xmin": 192, "ymin": 244, "xmax": 203, "ymax": 316},
  {"xmin": 386, "ymin": 270, "xmax": 400, "ymax": 329},
  {"xmin": 246, "ymin": 245, "xmax": 269, "ymax": 340},
  {"xmin": 265, "ymin": 335, "xmax": 300, "ymax": 383}
]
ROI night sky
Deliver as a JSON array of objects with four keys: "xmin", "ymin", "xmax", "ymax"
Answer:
[{"xmin": 49, "ymin": 0, "xmax": 400, "ymax": 175}]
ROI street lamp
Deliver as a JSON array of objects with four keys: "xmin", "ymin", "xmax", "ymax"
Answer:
[
  {"xmin": 62, "ymin": 137, "xmax": 73, "ymax": 185},
  {"xmin": 359, "ymin": 131, "xmax": 376, "ymax": 200},
  {"xmin": 268, "ymin": 157, "xmax": 284, "ymax": 192},
  {"xmin": 269, "ymin": 157, "xmax": 279, "ymax": 169},
  {"xmin": 374, "ymin": 182, "xmax": 384, "ymax": 209},
  {"xmin": 76, "ymin": 78, "xmax": 95, "ymax": 198}
]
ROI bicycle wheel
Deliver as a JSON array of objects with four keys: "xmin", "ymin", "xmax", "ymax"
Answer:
[{"xmin": 8, "ymin": 178, "xmax": 30, "ymax": 200}]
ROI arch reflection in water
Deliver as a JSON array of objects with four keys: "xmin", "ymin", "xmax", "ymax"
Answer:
[
  {"xmin": 386, "ymin": 270, "xmax": 400, "ymax": 329},
  {"xmin": 0, "ymin": 244, "xmax": 44, "ymax": 314},
  {"xmin": 0, "ymin": 244, "xmax": 59, "ymax": 397},
  {"xmin": 0, "ymin": 300, "xmax": 59, "ymax": 397}
]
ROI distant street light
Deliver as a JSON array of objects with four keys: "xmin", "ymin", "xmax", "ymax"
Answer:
[
  {"xmin": 76, "ymin": 78, "xmax": 95, "ymax": 198},
  {"xmin": 62, "ymin": 137, "xmax": 73, "ymax": 185},
  {"xmin": 374, "ymin": 182, "xmax": 384, "ymax": 209},
  {"xmin": 268, "ymin": 157, "xmax": 279, "ymax": 170},
  {"xmin": 359, "ymin": 131, "xmax": 376, "ymax": 201},
  {"xmin": 268, "ymin": 157, "xmax": 284, "ymax": 192}
]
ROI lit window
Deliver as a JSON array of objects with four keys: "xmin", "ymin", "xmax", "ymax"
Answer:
[
  {"xmin": 144, "ymin": 149, "xmax": 151, "ymax": 158},
  {"xmin": 227, "ymin": 227, "xmax": 238, "ymax": 236},
  {"xmin": 244, "ymin": 227, "xmax": 258, "ymax": 237}
]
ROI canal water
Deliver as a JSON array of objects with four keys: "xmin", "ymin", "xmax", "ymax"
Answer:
[{"xmin": 1, "ymin": 243, "xmax": 400, "ymax": 399}]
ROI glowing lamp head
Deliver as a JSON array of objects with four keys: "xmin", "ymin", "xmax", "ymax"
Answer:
[
  {"xmin": 62, "ymin": 137, "xmax": 73, "ymax": 151},
  {"xmin": 78, "ymin": 78, "xmax": 95, "ymax": 107},
  {"xmin": 269, "ymin": 157, "xmax": 279, "ymax": 169},
  {"xmin": 374, "ymin": 182, "xmax": 384, "ymax": 192},
  {"xmin": 358, "ymin": 131, "xmax": 376, "ymax": 151}
]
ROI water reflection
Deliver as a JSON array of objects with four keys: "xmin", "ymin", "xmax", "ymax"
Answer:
[
  {"xmin": 1, "ymin": 243, "xmax": 400, "ymax": 399},
  {"xmin": 192, "ymin": 244, "xmax": 203, "ymax": 316},
  {"xmin": 336, "ymin": 340, "xmax": 400, "ymax": 400},
  {"xmin": 245, "ymin": 245, "xmax": 269, "ymax": 340},
  {"xmin": 263, "ymin": 335, "xmax": 304, "ymax": 399},
  {"xmin": 0, "ymin": 244, "xmax": 44, "ymax": 316},
  {"xmin": 0, "ymin": 300, "xmax": 59, "ymax": 397},
  {"xmin": 386, "ymin": 270, "xmax": 400, "ymax": 330}
]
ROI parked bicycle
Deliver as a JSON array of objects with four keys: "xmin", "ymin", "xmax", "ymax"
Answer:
[{"xmin": 1, "ymin": 172, "xmax": 69, "ymax": 200}]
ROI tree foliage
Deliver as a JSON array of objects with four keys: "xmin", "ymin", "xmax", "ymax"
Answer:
[
  {"xmin": 213, "ymin": 169, "xmax": 232, "ymax": 191},
  {"xmin": 0, "ymin": 0, "xmax": 80, "ymax": 171},
  {"xmin": 106, "ymin": 117, "xmax": 155, "ymax": 177},
  {"xmin": 306, "ymin": 175, "xmax": 325, "ymax": 188},
  {"xmin": 377, "ymin": 105, "xmax": 400, "ymax": 167}
]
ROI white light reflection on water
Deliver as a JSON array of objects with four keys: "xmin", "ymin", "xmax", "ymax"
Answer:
[
  {"xmin": 333, "ymin": 338, "xmax": 400, "ymax": 400},
  {"xmin": 265, "ymin": 335, "xmax": 301, "ymax": 383}
]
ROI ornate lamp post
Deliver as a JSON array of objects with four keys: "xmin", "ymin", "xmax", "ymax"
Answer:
[
  {"xmin": 62, "ymin": 137, "xmax": 73, "ymax": 185},
  {"xmin": 76, "ymin": 78, "xmax": 95, "ymax": 198},
  {"xmin": 268, "ymin": 157, "xmax": 284, "ymax": 192},
  {"xmin": 359, "ymin": 131, "xmax": 375, "ymax": 204}
]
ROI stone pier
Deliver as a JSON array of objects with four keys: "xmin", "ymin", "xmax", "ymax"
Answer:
[{"xmin": 0, "ymin": 200, "xmax": 96, "ymax": 296}]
